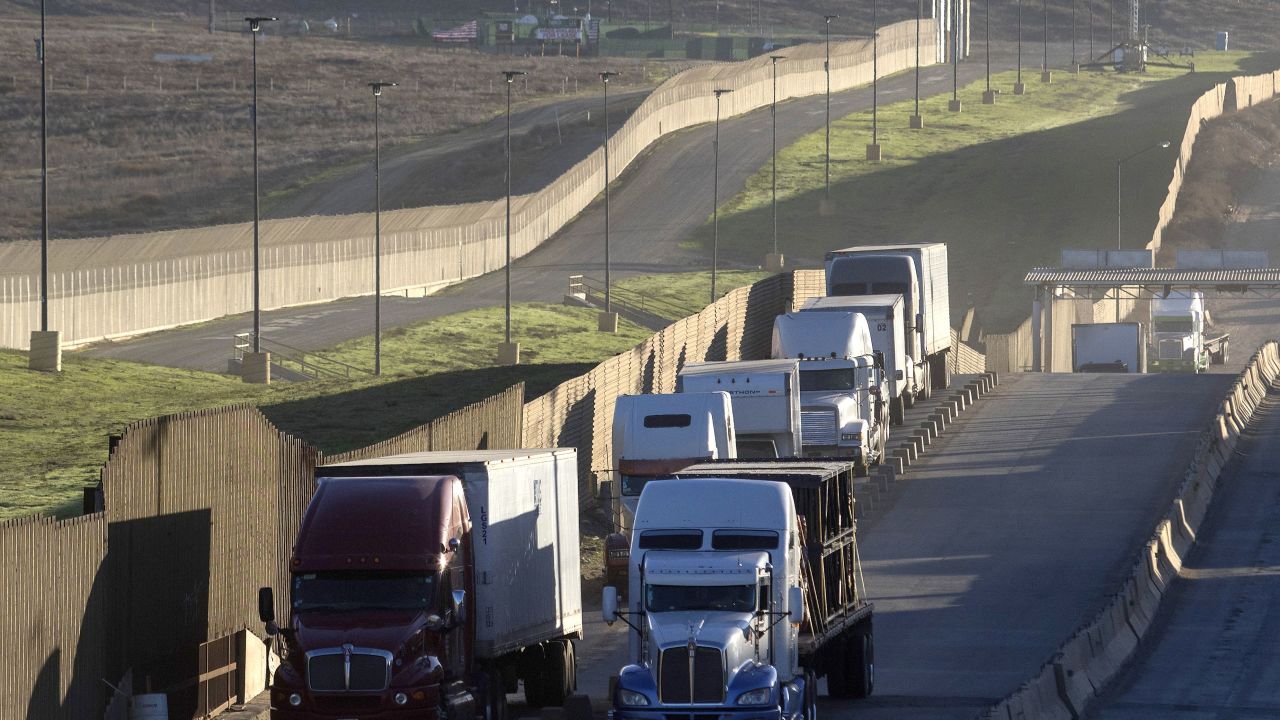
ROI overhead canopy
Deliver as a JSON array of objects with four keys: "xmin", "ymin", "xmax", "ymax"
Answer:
[{"xmin": 1024, "ymin": 267, "xmax": 1280, "ymax": 299}]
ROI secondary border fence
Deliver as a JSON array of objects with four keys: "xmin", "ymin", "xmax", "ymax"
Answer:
[
  {"xmin": 0, "ymin": 18, "xmax": 941, "ymax": 351},
  {"xmin": 981, "ymin": 68, "xmax": 1280, "ymax": 374},
  {"xmin": 3, "ymin": 269, "xmax": 984, "ymax": 718}
]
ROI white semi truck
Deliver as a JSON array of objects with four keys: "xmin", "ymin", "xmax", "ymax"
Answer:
[
  {"xmin": 1072, "ymin": 323, "xmax": 1146, "ymax": 373},
  {"xmin": 603, "ymin": 460, "xmax": 875, "ymax": 720},
  {"xmin": 770, "ymin": 310, "xmax": 889, "ymax": 469},
  {"xmin": 606, "ymin": 392, "xmax": 738, "ymax": 590},
  {"xmin": 677, "ymin": 359, "xmax": 803, "ymax": 459},
  {"xmin": 799, "ymin": 294, "xmax": 913, "ymax": 425},
  {"xmin": 1147, "ymin": 291, "xmax": 1229, "ymax": 373},
  {"xmin": 825, "ymin": 243, "xmax": 952, "ymax": 394}
]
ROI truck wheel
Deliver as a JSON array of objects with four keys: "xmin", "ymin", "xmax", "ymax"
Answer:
[
  {"xmin": 542, "ymin": 640, "xmax": 571, "ymax": 707},
  {"xmin": 889, "ymin": 397, "xmax": 904, "ymax": 426},
  {"xmin": 848, "ymin": 624, "xmax": 875, "ymax": 698},
  {"xmin": 486, "ymin": 670, "xmax": 509, "ymax": 720},
  {"xmin": 566, "ymin": 638, "xmax": 578, "ymax": 692},
  {"xmin": 804, "ymin": 669, "xmax": 818, "ymax": 720},
  {"xmin": 824, "ymin": 638, "xmax": 851, "ymax": 699},
  {"xmin": 521, "ymin": 644, "xmax": 547, "ymax": 707}
]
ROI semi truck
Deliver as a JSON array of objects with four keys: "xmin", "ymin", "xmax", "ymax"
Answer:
[
  {"xmin": 799, "ymin": 294, "xmax": 913, "ymax": 425},
  {"xmin": 1072, "ymin": 323, "xmax": 1146, "ymax": 373},
  {"xmin": 825, "ymin": 243, "xmax": 952, "ymax": 394},
  {"xmin": 770, "ymin": 310, "xmax": 889, "ymax": 468},
  {"xmin": 1147, "ymin": 291, "xmax": 1229, "ymax": 373},
  {"xmin": 605, "ymin": 392, "xmax": 738, "ymax": 591},
  {"xmin": 602, "ymin": 460, "xmax": 875, "ymax": 720},
  {"xmin": 257, "ymin": 449, "xmax": 582, "ymax": 720},
  {"xmin": 677, "ymin": 359, "xmax": 803, "ymax": 459}
]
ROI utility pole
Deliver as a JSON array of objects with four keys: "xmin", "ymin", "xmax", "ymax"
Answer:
[
  {"xmin": 711, "ymin": 88, "xmax": 733, "ymax": 304},
  {"xmin": 369, "ymin": 82, "xmax": 396, "ymax": 376},
  {"xmin": 768, "ymin": 56, "xmax": 785, "ymax": 271},
  {"xmin": 499, "ymin": 70, "xmax": 527, "ymax": 365},
  {"xmin": 823, "ymin": 14, "xmax": 837, "ymax": 197},
  {"xmin": 243, "ymin": 16, "xmax": 275, "ymax": 384},
  {"xmin": 598, "ymin": 70, "xmax": 620, "ymax": 332},
  {"xmin": 867, "ymin": 0, "xmax": 881, "ymax": 161},
  {"xmin": 911, "ymin": 0, "xmax": 923, "ymax": 127}
]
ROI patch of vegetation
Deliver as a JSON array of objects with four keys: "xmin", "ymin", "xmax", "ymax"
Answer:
[
  {"xmin": 614, "ymin": 270, "xmax": 771, "ymax": 320},
  {"xmin": 0, "ymin": 303, "xmax": 649, "ymax": 520}
]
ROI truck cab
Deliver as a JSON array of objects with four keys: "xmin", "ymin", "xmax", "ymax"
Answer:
[
  {"xmin": 605, "ymin": 479, "xmax": 809, "ymax": 720},
  {"xmin": 607, "ymin": 393, "xmax": 738, "ymax": 589},
  {"xmin": 800, "ymin": 294, "xmax": 913, "ymax": 425},
  {"xmin": 677, "ymin": 360, "xmax": 803, "ymax": 459},
  {"xmin": 1148, "ymin": 292, "xmax": 1212, "ymax": 373},
  {"xmin": 770, "ymin": 311, "xmax": 889, "ymax": 469}
]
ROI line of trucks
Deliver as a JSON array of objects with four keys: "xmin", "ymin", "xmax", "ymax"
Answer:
[
  {"xmin": 253, "ymin": 244, "xmax": 952, "ymax": 720},
  {"xmin": 1072, "ymin": 291, "xmax": 1229, "ymax": 374}
]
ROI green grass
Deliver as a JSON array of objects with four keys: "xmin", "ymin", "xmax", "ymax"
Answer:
[
  {"xmin": 614, "ymin": 270, "xmax": 772, "ymax": 320},
  {"xmin": 0, "ymin": 303, "xmax": 650, "ymax": 521},
  {"xmin": 707, "ymin": 51, "xmax": 1280, "ymax": 332}
]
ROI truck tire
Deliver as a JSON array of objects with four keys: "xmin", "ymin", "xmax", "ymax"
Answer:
[
  {"xmin": 824, "ymin": 637, "xmax": 851, "ymax": 698},
  {"xmin": 542, "ymin": 640, "xmax": 571, "ymax": 707},
  {"xmin": 485, "ymin": 670, "xmax": 509, "ymax": 720},
  {"xmin": 521, "ymin": 644, "xmax": 547, "ymax": 707},
  {"xmin": 889, "ymin": 397, "xmax": 904, "ymax": 426},
  {"xmin": 848, "ymin": 623, "xmax": 875, "ymax": 699},
  {"xmin": 931, "ymin": 354, "xmax": 951, "ymax": 392},
  {"xmin": 566, "ymin": 638, "xmax": 578, "ymax": 692},
  {"xmin": 803, "ymin": 669, "xmax": 818, "ymax": 720}
]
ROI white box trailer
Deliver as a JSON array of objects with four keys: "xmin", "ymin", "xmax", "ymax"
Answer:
[
  {"xmin": 678, "ymin": 359, "xmax": 802, "ymax": 458},
  {"xmin": 825, "ymin": 243, "xmax": 952, "ymax": 391},
  {"xmin": 801, "ymin": 294, "xmax": 913, "ymax": 413},
  {"xmin": 1072, "ymin": 323, "xmax": 1145, "ymax": 373},
  {"xmin": 316, "ymin": 448, "xmax": 583, "ymax": 658}
]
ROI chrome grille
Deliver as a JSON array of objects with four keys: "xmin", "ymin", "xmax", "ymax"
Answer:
[
  {"xmin": 801, "ymin": 409, "xmax": 838, "ymax": 446},
  {"xmin": 306, "ymin": 646, "xmax": 391, "ymax": 693},
  {"xmin": 658, "ymin": 647, "xmax": 724, "ymax": 704},
  {"xmin": 1158, "ymin": 338, "xmax": 1184, "ymax": 360}
]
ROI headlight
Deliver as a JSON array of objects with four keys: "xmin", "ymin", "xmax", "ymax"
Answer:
[
  {"xmin": 394, "ymin": 692, "xmax": 409, "ymax": 706},
  {"xmin": 736, "ymin": 687, "xmax": 772, "ymax": 706},
  {"xmin": 288, "ymin": 693, "xmax": 303, "ymax": 707},
  {"xmin": 618, "ymin": 690, "xmax": 650, "ymax": 707}
]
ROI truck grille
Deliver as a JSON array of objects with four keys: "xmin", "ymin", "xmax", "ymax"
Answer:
[
  {"xmin": 658, "ymin": 647, "xmax": 724, "ymax": 704},
  {"xmin": 801, "ymin": 409, "xmax": 838, "ymax": 446},
  {"xmin": 1158, "ymin": 338, "xmax": 1184, "ymax": 360},
  {"xmin": 307, "ymin": 647, "xmax": 391, "ymax": 692}
]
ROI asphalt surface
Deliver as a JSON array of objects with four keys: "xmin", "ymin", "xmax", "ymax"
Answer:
[
  {"xmin": 82, "ymin": 57, "xmax": 1006, "ymax": 372},
  {"xmin": 568, "ymin": 372, "xmax": 1232, "ymax": 719},
  {"xmin": 1090, "ymin": 385, "xmax": 1280, "ymax": 720}
]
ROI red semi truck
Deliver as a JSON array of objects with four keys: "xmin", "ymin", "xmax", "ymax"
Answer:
[{"xmin": 257, "ymin": 449, "xmax": 582, "ymax": 720}]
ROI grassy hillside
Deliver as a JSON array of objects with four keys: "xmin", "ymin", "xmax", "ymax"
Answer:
[{"xmin": 703, "ymin": 52, "xmax": 1277, "ymax": 333}]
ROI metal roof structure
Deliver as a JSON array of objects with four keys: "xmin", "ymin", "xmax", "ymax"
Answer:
[{"xmin": 1025, "ymin": 267, "xmax": 1280, "ymax": 300}]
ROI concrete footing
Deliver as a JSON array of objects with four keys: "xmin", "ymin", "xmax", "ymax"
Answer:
[
  {"xmin": 819, "ymin": 196, "xmax": 834, "ymax": 216},
  {"xmin": 497, "ymin": 342, "xmax": 521, "ymax": 365},
  {"xmin": 28, "ymin": 330, "xmax": 62, "ymax": 372},
  {"xmin": 948, "ymin": 99, "xmax": 963, "ymax": 112},
  {"xmin": 241, "ymin": 352, "xmax": 271, "ymax": 384},
  {"xmin": 1014, "ymin": 82, "xmax": 1027, "ymax": 95},
  {"xmin": 1041, "ymin": 70, "xmax": 1054, "ymax": 83},
  {"xmin": 982, "ymin": 89, "xmax": 996, "ymax": 104},
  {"xmin": 764, "ymin": 253, "xmax": 785, "ymax": 272},
  {"xmin": 866, "ymin": 143, "xmax": 882, "ymax": 162},
  {"xmin": 597, "ymin": 312, "xmax": 619, "ymax": 333},
  {"xmin": 909, "ymin": 114, "xmax": 924, "ymax": 129}
]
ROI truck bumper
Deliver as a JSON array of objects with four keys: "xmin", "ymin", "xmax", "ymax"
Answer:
[
  {"xmin": 612, "ymin": 708, "xmax": 782, "ymax": 720},
  {"xmin": 272, "ymin": 709, "xmax": 438, "ymax": 720}
]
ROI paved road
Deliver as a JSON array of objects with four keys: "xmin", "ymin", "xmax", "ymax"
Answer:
[
  {"xmin": 83, "ymin": 57, "xmax": 1007, "ymax": 371},
  {"xmin": 1090, "ymin": 385, "xmax": 1280, "ymax": 720}
]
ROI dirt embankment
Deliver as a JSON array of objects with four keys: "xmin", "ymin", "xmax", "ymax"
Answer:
[{"xmin": 1156, "ymin": 99, "xmax": 1280, "ymax": 264}]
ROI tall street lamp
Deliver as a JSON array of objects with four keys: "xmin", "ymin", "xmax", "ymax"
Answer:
[
  {"xmin": 1015, "ymin": 0, "xmax": 1026, "ymax": 94},
  {"xmin": 243, "ymin": 16, "xmax": 275, "ymax": 383},
  {"xmin": 823, "ymin": 14, "xmax": 838, "ymax": 198},
  {"xmin": 983, "ymin": 0, "xmax": 995, "ymax": 104},
  {"xmin": 768, "ymin": 55, "xmax": 785, "ymax": 271},
  {"xmin": 711, "ymin": 88, "xmax": 733, "ymax": 305},
  {"xmin": 598, "ymin": 70, "xmax": 620, "ymax": 333},
  {"xmin": 1117, "ymin": 141, "xmax": 1171, "ymax": 250},
  {"xmin": 867, "ymin": 0, "xmax": 881, "ymax": 161},
  {"xmin": 30, "ymin": 0, "xmax": 59, "ymax": 372},
  {"xmin": 369, "ymin": 81, "xmax": 396, "ymax": 376},
  {"xmin": 1071, "ymin": 0, "xmax": 1078, "ymax": 70},
  {"xmin": 949, "ymin": 0, "xmax": 961, "ymax": 111},
  {"xmin": 1041, "ymin": 0, "xmax": 1052, "ymax": 83},
  {"xmin": 499, "ymin": 70, "xmax": 526, "ymax": 365},
  {"xmin": 1089, "ymin": 0, "xmax": 1095, "ymax": 59},
  {"xmin": 910, "ymin": 0, "xmax": 923, "ymax": 128}
]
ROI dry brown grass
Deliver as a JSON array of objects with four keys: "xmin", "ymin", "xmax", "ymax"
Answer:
[{"xmin": 0, "ymin": 9, "xmax": 658, "ymax": 241}]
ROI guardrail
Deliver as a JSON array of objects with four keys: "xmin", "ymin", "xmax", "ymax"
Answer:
[
  {"xmin": 567, "ymin": 274, "xmax": 692, "ymax": 325},
  {"xmin": 233, "ymin": 333, "xmax": 372, "ymax": 381}
]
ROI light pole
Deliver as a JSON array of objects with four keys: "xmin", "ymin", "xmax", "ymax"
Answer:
[
  {"xmin": 949, "ymin": 0, "xmax": 961, "ymax": 111},
  {"xmin": 245, "ymin": 16, "xmax": 275, "ymax": 359},
  {"xmin": 1089, "ymin": 0, "xmax": 1095, "ymax": 59},
  {"xmin": 599, "ymin": 70, "xmax": 619, "ymax": 332},
  {"xmin": 369, "ymin": 81, "xmax": 396, "ymax": 376},
  {"xmin": 867, "ymin": 0, "xmax": 881, "ymax": 161},
  {"xmin": 500, "ymin": 70, "xmax": 526, "ymax": 365},
  {"xmin": 1041, "ymin": 0, "xmax": 1052, "ymax": 83},
  {"xmin": 1015, "ymin": 0, "xmax": 1026, "ymax": 94},
  {"xmin": 1072, "ymin": 0, "xmax": 1078, "ymax": 69},
  {"xmin": 1116, "ymin": 141, "xmax": 1171, "ymax": 250},
  {"xmin": 38, "ymin": 0, "xmax": 48, "ymax": 334},
  {"xmin": 768, "ymin": 55, "xmax": 785, "ymax": 271},
  {"xmin": 910, "ymin": 0, "xmax": 923, "ymax": 128},
  {"xmin": 982, "ymin": 0, "xmax": 995, "ymax": 103},
  {"xmin": 823, "ymin": 14, "xmax": 837, "ymax": 197},
  {"xmin": 711, "ymin": 88, "xmax": 733, "ymax": 305}
]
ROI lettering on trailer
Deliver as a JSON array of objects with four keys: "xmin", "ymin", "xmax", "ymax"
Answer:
[
  {"xmin": 877, "ymin": 323, "xmax": 888, "ymax": 332},
  {"xmin": 481, "ymin": 505, "xmax": 489, "ymax": 545}
]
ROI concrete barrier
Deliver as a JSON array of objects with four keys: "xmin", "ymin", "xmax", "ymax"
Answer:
[{"xmin": 980, "ymin": 341, "xmax": 1280, "ymax": 718}]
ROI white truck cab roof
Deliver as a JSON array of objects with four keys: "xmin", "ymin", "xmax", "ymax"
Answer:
[{"xmin": 634, "ymin": 478, "xmax": 795, "ymax": 534}]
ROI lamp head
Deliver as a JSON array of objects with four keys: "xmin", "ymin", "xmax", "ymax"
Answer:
[
  {"xmin": 824, "ymin": 14, "xmax": 839, "ymax": 23},
  {"xmin": 1159, "ymin": 141, "xmax": 1171, "ymax": 148},
  {"xmin": 502, "ymin": 70, "xmax": 527, "ymax": 83},
  {"xmin": 245, "ymin": 16, "xmax": 276, "ymax": 32},
  {"xmin": 714, "ymin": 88, "xmax": 734, "ymax": 97},
  {"xmin": 369, "ymin": 81, "xmax": 397, "ymax": 96},
  {"xmin": 600, "ymin": 71, "xmax": 620, "ymax": 82},
  {"xmin": 770, "ymin": 55, "xmax": 785, "ymax": 62}
]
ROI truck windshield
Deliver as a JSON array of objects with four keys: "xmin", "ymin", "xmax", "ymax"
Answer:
[
  {"xmin": 1154, "ymin": 320, "xmax": 1194, "ymax": 333},
  {"xmin": 292, "ymin": 571, "xmax": 436, "ymax": 612},
  {"xmin": 645, "ymin": 584, "xmax": 756, "ymax": 613},
  {"xmin": 799, "ymin": 368, "xmax": 856, "ymax": 391},
  {"xmin": 831, "ymin": 281, "xmax": 909, "ymax": 296}
]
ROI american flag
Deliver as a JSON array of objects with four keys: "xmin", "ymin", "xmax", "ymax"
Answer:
[{"xmin": 432, "ymin": 20, "xmax": 478, "ymax": 43}]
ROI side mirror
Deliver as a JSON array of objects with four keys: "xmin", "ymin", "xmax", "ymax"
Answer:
[
  {"xmin": 451, "ymin": 589, "xmax": 466, "ymax": 624},
  {"xmin": 265, "ymin": 620, "xmax": 280, "ymax": 637},
  {"xmin": 258, "ymin": 587, "xmax": 275, "ymax": 624},
  {"xmin": 448, "ymin": 537, "xmax": 461, "ymax": 553},
  {"xmin": 788, "ymin": 587, "xmax": 805, "ymax": 625},
  {"xmin": 602, "ymin": 586, "xmax": 619, "ymax": 626}
]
